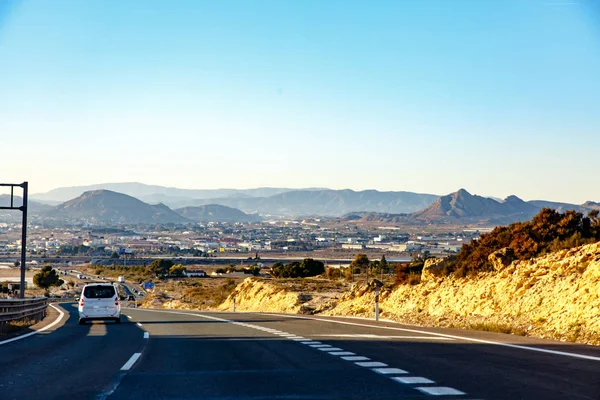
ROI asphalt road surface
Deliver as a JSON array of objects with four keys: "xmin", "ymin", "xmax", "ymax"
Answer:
[{"xmin": 2, "ymin": 304, "xmax": 600, "ymax": 400}]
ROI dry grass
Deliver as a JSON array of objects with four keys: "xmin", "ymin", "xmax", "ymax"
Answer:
[
  {"xmin": 468, "ymin": 321, "xmax": 527, "ymax": 336},
  {"xmin": 0, "ymin": 318, "xmax": 35, "ymax": 335},
  {"xmin": 142, "ymin": 277, "xmax": 243, "ymax": 309},
  {"xmin": 265, "ymin": 277, "xmax": 351, "ymax": 295}
]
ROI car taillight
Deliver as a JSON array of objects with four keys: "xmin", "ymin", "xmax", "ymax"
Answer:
[
  {"xmin": 115, "ymin": 299, "xmax": 119, "ymax": 306},
  {"xmin": 80, "ymin": 299, "xmax": 84, "ymax": 307}
]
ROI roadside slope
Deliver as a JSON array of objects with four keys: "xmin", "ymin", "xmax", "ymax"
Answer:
[{"xmin": 220, "ymin": 242, "xmax": 600, "ymax": 345}]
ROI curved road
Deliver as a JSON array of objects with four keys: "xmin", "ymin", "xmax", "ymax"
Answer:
[{"xmin": 1, "ymin": 304, "xmax": 600, "ymax": 399}]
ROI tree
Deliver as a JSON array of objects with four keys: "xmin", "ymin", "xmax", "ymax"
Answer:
[
  {"xmin": 148, "ymin": 259, "xmax": 174, "ymax": 276},
  {"xmin": 380, "ymin": 255, "xmax": 388, "ymax": 273},
  {"xmin": 300, "ymin": 258, "xmax": 325, "ymax": 277},
  {"xmin": 110, "ymin": 251, "xmax": 120, "ymax": 259},
  {"xmin": 14, "ymin": 261, "xmax": 19, "ymax": 268},
  {"xmin": 350, "ymin": 253, "xmax": 370, "ymax": 283},
  {"xmin": 33, "ymin": 266, "xmax": 64, "ymax": 290},
  {"xmin": 169, "ymin": 264, "xmax": 187, "ymax": 276},
  {"xmin": 270, "ymin": 259, "xmax": 324, "ymax": 278}
]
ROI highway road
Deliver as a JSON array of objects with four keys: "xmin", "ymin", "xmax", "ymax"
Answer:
[{"xmin": 2, "ymin": 304, "xmax": 600, "ymax": 399}]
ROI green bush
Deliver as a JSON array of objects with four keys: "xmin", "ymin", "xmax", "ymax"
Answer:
[{"xmin": 271, "ymin": 258, "xmax": 325, "ymax": 278}]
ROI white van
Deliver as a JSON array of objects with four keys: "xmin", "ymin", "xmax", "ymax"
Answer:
[{"xmin": 78, "ymin": 283, "xmax": 121, "ymax": 325}]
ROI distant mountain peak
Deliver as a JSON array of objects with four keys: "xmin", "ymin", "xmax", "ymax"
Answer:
[
  {"xmin": 412, "ymin": 189, "xmax": 538, "ymax": 223},
  {"xmin": 504, "ymin": 195, "xmax": 525, "ymax": 203},
  {"xmin": 46, "ymin": 190, "xmax": 188, "ymax": 225}
]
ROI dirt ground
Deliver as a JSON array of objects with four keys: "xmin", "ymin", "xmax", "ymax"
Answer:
[{"xmin": 0, "ymin": 268, "xmax": 35, "ymax": 278}]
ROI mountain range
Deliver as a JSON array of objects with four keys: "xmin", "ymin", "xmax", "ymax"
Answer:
[
  {"xmin": 342, "ymin": 189, "xmax": 600, "ymax": 225},
  {"xmin": 175, "ymin": 204, "xmax": 262, "ymax": 223},
  {"xmin": 8, "ymin": 183, "xmax": 599, "ymax": 226},
  {"xmin": 31, "ymin": 183, "xmax": 440, "ymax": 217},
  {"xmin": 31, "ymin": 183, "xmax": 325, "ymax": 205}
]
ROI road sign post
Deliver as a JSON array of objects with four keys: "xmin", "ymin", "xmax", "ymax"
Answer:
[
  {"xmin": 375, "ymin": 288, "xmax": 380, "ymax": 321},
  {"xmin": 369, "ymin": 279, "xmax": 384, "ymax": 322},
  {"xmin": 0, "ymin": 182, "xmax": 28, "ymax": 298}
]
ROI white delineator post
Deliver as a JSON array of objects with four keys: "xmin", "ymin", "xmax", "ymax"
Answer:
[
  {"xmin": 375, "ymin": 288, "xmax": 380, "ymax": 321},
  {"xmin": 233, "ymin": 295, "xmax": 237, "ymax": 312}
]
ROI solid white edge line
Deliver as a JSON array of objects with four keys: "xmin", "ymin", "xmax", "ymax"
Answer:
[
  {"xmin": 120, "ymin": 352, "xmax": 142, "ymax": 371},
  {"xmin": 0, "ymin": 303, "xmax": 66, "ymax": 346},
  {"xmin": 261, "ymin": 313, "xmax": 600, "ymax": 362}
]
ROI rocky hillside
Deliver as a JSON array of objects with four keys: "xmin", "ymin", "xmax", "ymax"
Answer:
[
  {"xmin": 214, "ymin": 241, "xmax": 600, "ymax": 345},
  {"xmin": 331, "ymin": 242, "xmax": 600, "ymax": 345}
]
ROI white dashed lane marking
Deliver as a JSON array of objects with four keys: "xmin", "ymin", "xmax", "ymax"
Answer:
[
  {"xmin": 318, "ymin": 347, "xmax": 343, "ymax": 351},
  {"xmin": 355, "ymin": 361, "xmax": 388, "ymax": 368},
  {"xmin": 416, "ymin": 387, "xmax": 467, "ymax": 396},
  {"xmin": 120, "ymin": 353, "xmax": 142, "ymax": 371},
  {"xmin": 341, "ymin": 356, "xmax": 370, "ymax": 361},
  {"xmin": 130, "ymin": 310, "xmax": 470, "ymax": 397},
  {"xmin": 136, "ymin": 322, "xmax": 142, "ymax": 327},
  {"xmin": 143, "ymin": 332, "xmax": 149, "ymax": 339},
  {"xmin": 392, "ymin": 376, "xmax": 435, "ymax": 384},
  {"xmin": 329, "ymin": 351, "xmax": 356, "ymax": 356},
  {"xmin": 373, "ymin": 368, "xmax": 409, "ymax": 375}
]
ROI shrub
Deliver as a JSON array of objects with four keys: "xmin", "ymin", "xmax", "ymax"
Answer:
[
  {"xmin": 325, "ymin": 267, "xmax": 341, "ymax": 279},
  {"xmin": 271, "ymin": 258, "xmax": 325, "ymax": 278},
  {"xmin": 33, "ymin": 266, "xmax": 64, "ymax": 289},
  {"xmin": 443, "ymin": 208, "xmax": 600, "ymax": 277}
]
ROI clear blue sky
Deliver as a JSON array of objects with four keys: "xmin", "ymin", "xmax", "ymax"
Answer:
[{"xmin": 1, "ymin": 0, "xmax": 599, "ymax": 203}]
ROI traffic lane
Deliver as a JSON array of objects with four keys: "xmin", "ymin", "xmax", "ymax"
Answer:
[
  {"xmin": 119, "ymin": 283, "xmax": 135, "ymax": 298},
  {"xmin": 0, "ymin": 303, "xmax": 146, "ymax": 400},
  {"xmin": 202, "ymin": 312, "xmax": 600, "ymax": 400},
  {"xmin": 112, "ymin": 309, "xmax": 436, "ymax": 400}
]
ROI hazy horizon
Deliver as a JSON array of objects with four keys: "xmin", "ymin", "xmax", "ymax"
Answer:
[
  {"xmin": 13, "ymin": 181, "xmax": 598, "ymax": 205},
  {"xmin": 1, "ymin": 0, "xmax": 599, "ymax": 204}
]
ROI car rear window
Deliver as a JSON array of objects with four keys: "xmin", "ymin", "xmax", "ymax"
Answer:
[{"xmin": 83, "ymin": 285, "xmax": 116, "ymax": 299}]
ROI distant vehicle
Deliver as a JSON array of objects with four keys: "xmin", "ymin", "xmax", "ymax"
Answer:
[
  {"xmin": 78, "ymin": 283, "xmax": 121, "ymax": 325},
  {"xmin": 77, "ymin": 274, "xmax": 84, "ymax": 279},
  {"xmin": 127, "ymin": 295, "xmax": 135, "ymax": 301},
  {"xmin": 117, "ymin": 276, "xmax": 125, "ymax": 283}
]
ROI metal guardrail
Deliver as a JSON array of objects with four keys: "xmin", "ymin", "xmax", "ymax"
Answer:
[{"xmin": 0, "ymin": 297, "xmax": 48, "ymax": 333}]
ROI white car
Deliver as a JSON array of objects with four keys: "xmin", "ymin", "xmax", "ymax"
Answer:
[{"xmin": 78, "ymin": 283, "xmax": 121, "ymax": 325}]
